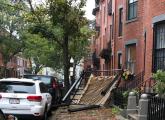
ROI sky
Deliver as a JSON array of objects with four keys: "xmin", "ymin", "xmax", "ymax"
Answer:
[{"xmin": 84, "ymin": 0, "xmax": 95, "ymax": 20}]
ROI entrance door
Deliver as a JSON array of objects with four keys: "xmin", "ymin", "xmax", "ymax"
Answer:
[
  {"xmin": 118, "ymin": 53, "xmax": 122, "ymax": 69},
  {"xmin": 126, "ymin": 44, "xmax": 136, "ymax": 73}
]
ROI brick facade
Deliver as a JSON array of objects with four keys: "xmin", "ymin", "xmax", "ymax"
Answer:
[{"xmin": 91, "ymin": 0, "xmax": 165, "ymax": 81}]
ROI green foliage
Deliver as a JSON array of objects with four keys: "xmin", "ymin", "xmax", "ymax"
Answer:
[
  {"xmin": 0, "ymin": 0, "xmax": 27, "ymax": 77},
  {"xmin": 153, "ymin": 70, "xmax": 165, "ymax": 83},
  {"xmin": 111, "ymin": 106, "xmax": 120, "ymax": 115},
  {"xmin": 122, "ymin": 89, "xmax": 139, "ymax": 98},
  {"xmin": 0, "ymin": 0, "xmax": 92, "ymax": 88},
  {"xmin": 153, "ymin": 70, "xmax": 165, "ymax": 95},
  {"xmin": 122, "ymin": 91, "xmax": 129, "ymax": 98},
  {"xmin": 0, "ymin": 0, "xmax": 27, "ymax": 34},
  {"xmin": 22, "ymin": 32, "xmax": 59, "ymax": 73},
  {"xmin": 69, "ymin": 26, "xmax": 93, "ymax": 64}
]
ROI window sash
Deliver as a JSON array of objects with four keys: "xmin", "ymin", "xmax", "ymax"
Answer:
[
  {"xmin": 119, "ymin": 8, "xmax": 123, "ymax": 36},
  {"xmin": 153, "ymin": 23, "xmax": 165, "ymax": 72},
  {"xmin": 128, "ymin": 0, "xmax": 137, "ymax": 20}
]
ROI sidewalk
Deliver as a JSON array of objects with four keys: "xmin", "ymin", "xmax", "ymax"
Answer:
[{"xmin": 50, "ymin": 106, "xmax": 117, "ymax": 120}]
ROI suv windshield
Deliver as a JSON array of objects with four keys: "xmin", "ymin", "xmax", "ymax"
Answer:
[
  {"xmin": 0, "ymin": 81, "xmax": 36, "ymax": 94},
  {"xmin": 24, "ymin": 75, "xmax": 51, "ymax": 85}
]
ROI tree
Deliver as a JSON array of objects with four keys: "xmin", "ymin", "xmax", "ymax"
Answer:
[
  {"xmin": 69, "ymin": 25, "xmax": 93, "ymax": 81},
  {"xmin": 22, "ymin": 33, "xmax": 55, "ymax": 74},
  {"xmin": 0, "ymin": 31, "xmax": 23, "ymax": 77},
  {"xmin": 24, "ymin": 0, "xmax": 88, "ymax": 93},
  {"xmin": 0, "ymin": 0, "xmax": 26, "ymax": 77},
  {"xmin": 48, "ymin": 0, "xmax": 88, "ymax": 92}
]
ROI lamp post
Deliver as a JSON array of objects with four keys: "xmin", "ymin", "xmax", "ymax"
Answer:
[{"xmin": 69, "ymin": 57, "xmax": 74, "ymax": 86}]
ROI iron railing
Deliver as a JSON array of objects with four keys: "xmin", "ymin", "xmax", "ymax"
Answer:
[
  {"xmin": 113, "ymin": 71, "xmax": 144, "ymax": 108},
  {"xmin": 148, "ymin": 97, "xmax": 165, "ymax": 120},
  {"xmin": 113, "ymin": 87, "xmax": 128, "ymax": 109},
  {"xmin": 62, "ymin": 69, "xmax": 121, "ymax": 105},
  {"xmin": 123, "ymin": 71, "xmax": 144, "ymax": 90},
  {"xmin": 62, "ymin": 71, "xmax": 87, "ymax": 103}
]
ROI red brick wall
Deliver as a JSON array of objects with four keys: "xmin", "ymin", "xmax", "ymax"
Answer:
[
  {"xmin": 91, "ymin": 0, "xmax": 165, "ymax": 79},
  {"xmin": 144, "ymin": 0, "xmax": 165, "ymax": 79}
]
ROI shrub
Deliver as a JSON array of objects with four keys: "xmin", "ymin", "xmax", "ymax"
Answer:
[{"xmin": 153, "ymin": 70, "xmax": 165, "ymax": 95}]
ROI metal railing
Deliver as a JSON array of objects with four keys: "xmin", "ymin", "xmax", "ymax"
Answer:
[
  {"xmin": 123, "ymin": 71, "xmax": 144, "ymax": 90},
  {"xmin": 112, "ymin": 71, "xmax": 145, "ymax": 108},
  {"xmin": 62, "ymin": 71, "xmax": 87, "ymax": 103},
  {"xmin": 62, "ymin": 69, "xmax": 122, "ymax": 104},
  {"xmin": 148, "ymin": 97, "xmax": 165, "ymax": 120}
]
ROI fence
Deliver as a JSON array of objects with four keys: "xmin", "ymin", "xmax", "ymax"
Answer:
[
  {"xmin": 147, "ymin": 97, "xmax": 165, "ymax": 120},
  {"xmin": 112, "ymin": 71, "xmax": 144, "ymax": 109},
  {"xmin": 123, "ymin": 71, "xmax": 144, "ymax": 90},
  {"xmin": 113, "ymin": 87, "xmax": 128, "ymax": 109}
]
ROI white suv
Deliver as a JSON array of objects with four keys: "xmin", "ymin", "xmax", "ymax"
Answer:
[{"xmin": 0, "ymin": 78, "xmax": 52, "ymax": 120}]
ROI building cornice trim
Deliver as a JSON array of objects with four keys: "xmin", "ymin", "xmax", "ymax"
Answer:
[
  {"xmin": 152, "ymin": 14, "xmax": 165, "ymax": 27},
  {"xmin": 125, "ymin": 39, "xmax": 138, "ymax": 47}
]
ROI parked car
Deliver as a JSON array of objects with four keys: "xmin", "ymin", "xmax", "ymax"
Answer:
[
  {"xmin": 0, "ymin": 109, "xmax": 5, "ymax": 120},
  {"xmin": 0, "ymin": 78, "xmax": 52, "ymax": 120},
  {"xmin": 23, "ymin": 75, "xmax": 62, "ymax": 106}
]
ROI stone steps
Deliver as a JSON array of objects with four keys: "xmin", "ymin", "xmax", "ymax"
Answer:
[{"xmin": 128, "ymin": 113, "xmax": 138, "ymax": 120}]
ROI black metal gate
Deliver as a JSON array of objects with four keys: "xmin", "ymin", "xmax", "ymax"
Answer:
[{"xmin": 147, "ymin": 97, "xmax": 165, "ymax": 120}]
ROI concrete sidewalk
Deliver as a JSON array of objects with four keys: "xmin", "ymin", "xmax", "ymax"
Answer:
[{"xmin": 49, "ymin": 106, "xmax": 118, "ymax": 120}]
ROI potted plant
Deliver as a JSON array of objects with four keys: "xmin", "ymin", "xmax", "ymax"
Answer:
[{"xmin": 122, "ymin": 69, "xmax": 134, "ymax": 81}]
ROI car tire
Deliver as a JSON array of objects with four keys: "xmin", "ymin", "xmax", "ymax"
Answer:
[
  {"xmin": 48, "ymin": 108, "xmax": 52, "ymax": 116},
  {"xmin": 0, "ymin": 110, "xmax": 5, "ymax": 120},
  {"xmin": 42, "ymin": 108, "xmax": 48, "ymax": 120}
]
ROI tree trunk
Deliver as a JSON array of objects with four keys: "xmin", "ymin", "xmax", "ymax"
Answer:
[
  {"xmin": 34, "ymin": 64, "xmax": 42, "ymax": 74},
  {"xmin": 63, "ymin": 35, "xmax": 70, "ymax": 94},
  {"xmin": 3, "ymin": 64, "xmax": 7, "ymax": 78}
]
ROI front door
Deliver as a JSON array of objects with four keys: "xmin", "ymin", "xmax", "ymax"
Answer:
[{"xmin": 126, "ymin": 44, "xmax": 136, "ymax": 73}]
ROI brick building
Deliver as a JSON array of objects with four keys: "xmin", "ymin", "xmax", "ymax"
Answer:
[{"xmin": 91, "ymin": 0, "xmax": 165, "ymax": 80}]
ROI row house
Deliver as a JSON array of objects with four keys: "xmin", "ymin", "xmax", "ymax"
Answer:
[
  {"xmin": 0, "ymin": 53, "xmax": 18, "ymax": 78},
  {"xmin": 17, "ymin": 56, "xmax": 31, "ymax": 77},
  {"xmin": 0, "ymin": 53, "xmax": 31, "ymax": 78},
  {"xmin": 91, "ymin": 0, "xmax": 165, "ymax": 81}
]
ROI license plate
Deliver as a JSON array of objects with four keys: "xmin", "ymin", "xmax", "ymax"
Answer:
[{"xmin": 9, "ymin": 98, "xmax": 20, "ymax": 104}]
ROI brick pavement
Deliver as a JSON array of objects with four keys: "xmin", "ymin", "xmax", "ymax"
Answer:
[{"xmin": 49, "ymin": 106, "xmax": 117, "ymax": 120}]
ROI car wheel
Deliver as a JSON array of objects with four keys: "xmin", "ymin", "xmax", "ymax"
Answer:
[
  {"xmin": 42, "ymin": 108, "xmax": 48, "ymax": 120},
  {"xmin": 48, "ymin": 108, "xmax": 52, "ymax": 116},
  {"xmin": 0, "ymin": 111, "xmax": 5, "ymax": 120}
]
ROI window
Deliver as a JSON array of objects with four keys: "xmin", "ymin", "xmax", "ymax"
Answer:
[
  {"xmin": 0, "ymin": 81, "xmax": 36, "ymax": 94},
  {"xmin": 118, "ymin": 53, "xmax": 122, "ymax": 69},
  {"xmin": 40, "ymin": 83, "xmax": 48, "ymax": 93},
  {"xmin": 119, "ymin": 8, "xmax": 123, "ymax": 36},
  {"xmin": 153, "ymin": 22, "xmax": 165, "ymax": 72},
  {"xmin": 104, "ymin": 6, "xmax": 106, "ymax": 23},
  {"xmin": 110, "ymin": 25, "xmax": 112, "ymax": 40},
  {"xmin": 128, "ymin": 0, "xmax": 138, "ymax": 20},
  {"xmin": 108, "ymin": 0, "xmax": 112, "ymax": 15},
  {"xmin": 112, "ymin": 13, "xmax": 114, "ymax": 39}
]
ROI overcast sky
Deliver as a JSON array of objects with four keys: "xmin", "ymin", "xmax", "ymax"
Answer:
[{"xmin": 84, "ymin": 0, "xmax": 95, "ymax": 20}]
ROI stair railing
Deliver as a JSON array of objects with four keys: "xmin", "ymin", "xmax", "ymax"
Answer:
[{"xmin": 62, "ymin": 70, "xmax": 87, "ymax": 102}]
